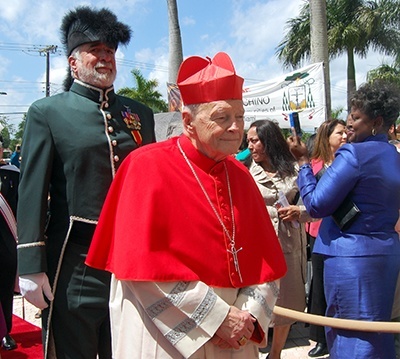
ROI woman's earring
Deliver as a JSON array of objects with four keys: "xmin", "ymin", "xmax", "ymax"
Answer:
[{"xmin": 372, "ymin": 128, "xmax": 376, "ymax": 136}]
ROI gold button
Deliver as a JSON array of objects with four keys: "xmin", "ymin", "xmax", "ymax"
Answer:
[
  {"xmin": 106, "ymin": 114, "xmax": 112, "ymax": 120},
  {"xmin": 104, "ymin": 103, "xmax": 109, "ymax": 108},
  {"xmin": 114, "ymin": 155, "xmax": 119, "ymax": 162},
  {"xmin": 112, "ymin": 140, "xmax": 117, "ymax": 146},
  {"xmin": 108, "ymin": 126, "xmax": 114, "ymax": 133}
]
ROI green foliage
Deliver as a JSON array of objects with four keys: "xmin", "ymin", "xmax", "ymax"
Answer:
[
  {"xmin": 1, "ymin": 128, "xmax": 11, "ymax": 149},
  {"xmin": 367, "ymin": 63, "xmax": 400, "ymax": 87},
  {"xmin": 276, "ymin": 0, "xmax": 400, "ymax": 104},
  {"xmin": 0, "ymin": 114, "xmax": 25, "ymax": 153},
  {"xmin": 117, "ymin": 69, "xmax": 168, "ymax": 113},
  {"xmin": 14, "ymin": 117, "xmax": 25, "ymax": 142},
  {"xmin": 10, "ymin": 117, "xmax": 25, "ymax": 150},
  {"xmin": 367, "ymin": 64, "xmax": 400, "ymax": 122},
  {"xmin": 0, "ymin": 116, "xmax": 14, "ymax": 149},
  {"xmin": 277, "ymin": 0, "xmax": 400, "ymax": 66},
  {"xmin": 331, "ymin": 106, "xmax": 345, "ymax": 119},
  {"xmin": 299, "ymin": 131, "xmax": 312, "ymax": 143}
]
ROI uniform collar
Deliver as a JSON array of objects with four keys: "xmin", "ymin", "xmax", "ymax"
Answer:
[{"xmin": 70, "ymin": 79, "xmax": 116, "ymax": 104}]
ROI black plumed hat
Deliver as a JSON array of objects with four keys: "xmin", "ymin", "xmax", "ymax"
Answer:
[{"xmin": 60, "ymin": 6, "xmax": 131, "ymax": 56}]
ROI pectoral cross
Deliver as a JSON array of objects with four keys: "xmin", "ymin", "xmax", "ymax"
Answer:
[{"xmin": 227, "ymin": 245, "xmax": 243, "ymax": 283}]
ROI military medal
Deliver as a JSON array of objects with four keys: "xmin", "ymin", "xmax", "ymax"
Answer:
[{"xmin": 122, "ymin": 107, "xmax": 142, "ymax": 145}]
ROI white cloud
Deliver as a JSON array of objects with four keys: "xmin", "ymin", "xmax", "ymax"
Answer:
[
  {"xmin": 329, "ymin": 51, "xmax": 396, "ymax": 116},
  {"xmin": 0, "ymin": 55, "xmax": 11, "ymax": 80},
  {"xmin": 48, "ymin": 56, "xmax": 69, "ymax": 95},
  {"xmin": 228, "ymin": 0, "xmax": 300, "ymax": 77},
  {"xmin": 182, "ymin": 16, "xmax": 195, "ymax": 26},
  {"xmin": 0, "ymin": 0, "xmax": 30, "ymax": 22},
  {"xmin": 127, "ymin": 46, "xmax": 169, "ymax": 99}
]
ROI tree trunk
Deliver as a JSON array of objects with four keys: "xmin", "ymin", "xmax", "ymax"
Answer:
[
  {"xmin": 167, "ymin": 0, "xmax": 183, "ymax": 84},
  {"xmin": 310, "ymin": 0, "xmax": 331, "ymax": 119},
  {"xmin": 347, "ymin": 47, "xmax": 356, "ymax": 110}
]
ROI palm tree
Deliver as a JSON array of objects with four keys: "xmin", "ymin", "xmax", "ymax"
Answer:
[
  {"xmin": 310, "ymin": 0, "xmax": 331, "ymax": 117},
  {"xmin": 331, "ymin": 106, "xmax": 345, "ymax": 119},
  {"xmin": 367, "ymin": 63, "xmax": 400, "ymax": 86},
  {"xmin": 117, "ymin": 69, "xmax": 168, "ymax": 113},
  {"xmin": 167, "ymin": 0, "xmax": 183, "ymax": 84},
  {"xmin": 276, "ymin": 0, "xmax": 400, "ymax": 107}
]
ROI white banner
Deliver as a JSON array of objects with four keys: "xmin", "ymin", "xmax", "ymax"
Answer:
[{"xmin": 243, "ymin": 62, "xmax": 326, "ymax": 130}]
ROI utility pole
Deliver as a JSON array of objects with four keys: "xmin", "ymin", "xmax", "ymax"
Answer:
[{"xmin": 39, "ymin": 45, "xmax": 58, "ymax": 97}]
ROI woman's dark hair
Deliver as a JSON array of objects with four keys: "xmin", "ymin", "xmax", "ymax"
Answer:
[
  {"xmin": 249, "ymin": 119, "xmax": 296, "ymax": 177},
  {"xmin": 238, "ymin": 131, "xmax": 248, "ymax": 151},
  {"xmin": 312, "ymin": 118, "xmax": 346, "ymax": 164},
  {"xmin": 306, "ymin": 133, "xmax": 317, "ymax": 158},
  {"xmin": 349, "ymin": 80, "xmax": 400, "ymax": 129}
]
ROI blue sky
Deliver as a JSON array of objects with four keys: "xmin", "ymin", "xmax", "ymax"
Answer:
[{"xmin": 0, "ymin": 0, "xmax": 395, "ymax": 127}]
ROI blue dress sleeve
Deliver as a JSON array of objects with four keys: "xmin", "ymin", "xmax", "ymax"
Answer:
[{"xmin": 297, "ymin": 144, "xmax": 359, "ymax": 218}]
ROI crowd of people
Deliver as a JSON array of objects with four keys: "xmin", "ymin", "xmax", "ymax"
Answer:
[
  {"xmin": 245, "ymin": 120, "xmax": 310, "ymax": 359},
  {"xmin": 288, "ymin": 80, "xmax": 400, "ymax": 359},
  {"xmin": 0, "ymin": 4, "xmax": 399, "ymax": 359}
]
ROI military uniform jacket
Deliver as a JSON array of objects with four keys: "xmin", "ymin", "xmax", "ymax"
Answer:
[{"xmin": 17, "ymin": 80, "xmax": 156, "ymax": 277}]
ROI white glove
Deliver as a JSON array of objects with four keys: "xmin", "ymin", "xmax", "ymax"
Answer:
[{"xmin": 19, "ymin": 273, "xmax": 54, "ymax": 309}]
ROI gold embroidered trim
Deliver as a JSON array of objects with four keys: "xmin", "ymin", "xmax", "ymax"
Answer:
[{"xmin": 17, "ymin": 241, "xmax": 45, "ymax": 249}]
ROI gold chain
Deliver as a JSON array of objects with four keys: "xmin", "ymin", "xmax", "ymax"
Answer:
[{"xmin": 177, "ymin": 139, "xmax": 243, "ymax": 282}]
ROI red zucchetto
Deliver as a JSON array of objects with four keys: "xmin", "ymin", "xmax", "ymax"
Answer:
[{"xmin": 177, "ymin": 52, "xmax": 244, "ymax": 105}]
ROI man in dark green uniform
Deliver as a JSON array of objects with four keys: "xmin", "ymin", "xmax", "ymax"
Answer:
[{"xmin": 17, "ymin": 6, "xmax": 155, "ymax": 358}]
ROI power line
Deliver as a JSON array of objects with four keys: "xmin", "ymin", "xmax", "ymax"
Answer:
[
  {"xmin": 0, "ymin": 80, "xmax": 61, "ymax": 92},
  {"xmin": 1, "ymin": 42, "xmax": 60, "ymax": 96},
  {"xmin": 0, "ymin": 105, "xmax": 31, "ymax": 107},
  {"xmin": 0, "ymin": 43, "xmax": 63, "ymax": 56},
  {"xmin": 0, "ymin": 80, "xmax": 45, "ymax": 84},
  {"xmin": 117, "ymin": 58, "xmax": 168, "ymax": 72},
  {"xmin": 1, "ymin": 42, "xmax": 167, "ymax": 73},
  {"xmin": 0, "ymin": 112, "xmax": 26, "ymax": 115}
]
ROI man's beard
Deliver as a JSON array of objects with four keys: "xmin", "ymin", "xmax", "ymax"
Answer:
[{"xmin": 78, "ymin": 63, "xmax": 116, "ymax": 88}]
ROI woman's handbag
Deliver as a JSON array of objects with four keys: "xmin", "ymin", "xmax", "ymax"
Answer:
[
  {"xmin": 315, "ymin": 167, "xmax": 360, "ymax": 231},
  {"xmin": 331, "ymin": 197, "xmax": 361, "ymax": 231}
]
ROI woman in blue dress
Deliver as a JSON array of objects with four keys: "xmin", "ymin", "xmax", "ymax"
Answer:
[{"xmin": 287, "ymin": 80, "xmax": 400, "ymax": 359}]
